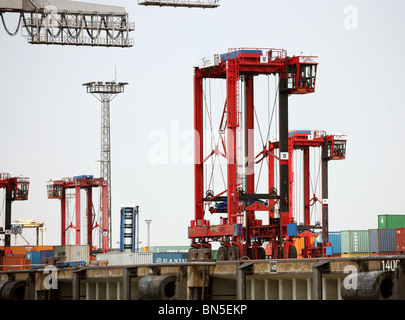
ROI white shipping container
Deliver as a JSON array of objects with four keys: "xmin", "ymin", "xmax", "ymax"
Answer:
[
  {"xmin": 95, "ymin": 252, "xmax": 153, "ymax": 266},
  {"xmin": 53, "ymin": 245, "xmax": 90, "ymax": 264}
]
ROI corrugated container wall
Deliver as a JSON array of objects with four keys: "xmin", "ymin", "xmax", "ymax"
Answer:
[
  {"xmin": 95, "ymin": 252, "xmax": 153, "ymax": 265},
  {"xmin": 396, "ymin": 228, "xmax": 405, "ymax": 252},
  {"xmin": 0, "ymin": 255, "xmax": 31, "ymax": 271},
  {"xmin": 341, "ymin": 230, "xmax": 369, "ymax": 254},
  {"xmin": 329, "ymin": 232, "xmax": 341, "ymax": 255},
  {"xmin": 378, "ymin": 214, "xmax": 405, "ymax": 229},
  {"xmin": 53, "ymin": 245, "xmax": 89, "ymax": 264},
  {"xmin": 369, "ymin": 229, "xmax": 379, "ymax": 253},
  {"xmin": 378, "ymin": 229, "xmax": 397, "ymax": 253}
]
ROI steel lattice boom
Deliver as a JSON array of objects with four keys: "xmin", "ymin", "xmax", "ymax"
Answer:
[
  {"xmin": 0, "ymin": 0, "xmax": 135, "ymax": 47},
  {"xmin": 138, "ymin": 0, "xmax": 219, "ymax": 8}
]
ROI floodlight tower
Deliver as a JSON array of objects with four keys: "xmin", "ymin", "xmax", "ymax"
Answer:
[
  {"xmin": 83, "ymin": 81, "xmax": 128, "ymax": 250},
  {"xmin": 145, "ymin": 219, "xmax": 152, "ymax": 249}
]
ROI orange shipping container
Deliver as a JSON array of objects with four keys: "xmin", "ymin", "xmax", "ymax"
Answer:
[
  {"xmin": 0, "ymin": 246, "xmax": 54, "ymax": 255},
  {"xmin": 0, "ymin": 255, "xmax": 31, "ymax": 271}
]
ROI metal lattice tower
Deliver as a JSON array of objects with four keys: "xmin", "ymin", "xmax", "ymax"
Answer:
[{"xmin": 83, "ymin": 81, "xmax": 128, "ymax": 250}]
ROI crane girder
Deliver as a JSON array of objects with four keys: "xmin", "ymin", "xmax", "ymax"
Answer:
[{"xmin": 0, "ymin": 0, "xmax": 135, "ymax": 47}]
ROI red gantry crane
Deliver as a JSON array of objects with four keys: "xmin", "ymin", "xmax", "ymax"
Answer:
[
  {"xmin": 0, "ymin": 173, "xmax": 29, "ymax": 255},
  {"xmin": 269, "ymin": 130, "xmax": 347, "ymax": 258},
  {"xmin": 188, "ymin": 48, "xmax": 346, "ymax": 260},
  {"xmin": 47, "ymin": 175, "xmax": 108, "ymax": 253}
]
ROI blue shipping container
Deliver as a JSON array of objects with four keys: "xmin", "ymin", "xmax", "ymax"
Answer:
[
  {"xmin": 220, "ymin": 49, "xmax": 263, "ymax": 62},
  {"xmin": 379, "ymin": 229, "xmax": 397, "ymax": 253},
  {"xmin": 153, "ymin": 252, "xmax": 187, "ymax": 264},
  {"xmin": 26, "ymin": 251, "xmax": 41, "ymax": 269},
  {"xmin": 73, "ymin": 175, "xmax": 94, "ymax": 181},
  {"xmin": 329, "ymin": 232, "xmax": 341, "ymax": 254},
  {"xmin": 369, "ymin": 229, "xmax": 379, "ymax": 253},
  {"xmin": 40, "ymin": 250, "xmax": 53, "ymax": 262}
]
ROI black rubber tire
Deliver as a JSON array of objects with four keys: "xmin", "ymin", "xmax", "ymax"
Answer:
[
  {"xmin": 228, "ymin": 245, "xmax": 239, "ymax": 260},
  {"xmin": 217, "ymin": 246, "xmax": 229, "ymax": 261},
  {"xmin": 257, "ymin": 247, "xmax": 266, "ymax": 259},
  {"xmin": 277, "ymin": 246, "xmax": 284, "ymax": 259},
  {"xmin": 289, "ymin": 245, "xmax": 298, "ymax": 259}
]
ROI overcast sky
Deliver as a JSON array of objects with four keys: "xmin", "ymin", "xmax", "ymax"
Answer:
[{"xmin": 1, "ymin": 0, "xmax": 404, "ymax": 249}]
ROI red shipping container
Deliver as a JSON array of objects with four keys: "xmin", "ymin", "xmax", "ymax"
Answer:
[
  {"xmin": 0, "ymin": 255, "xmax": 31, "ymax": 271},
  {"xmin": 396, "ymin": 228, "xmax": 405, "ymax": 253}
]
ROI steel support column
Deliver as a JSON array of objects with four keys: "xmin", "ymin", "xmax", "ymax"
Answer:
[
  {"xmin": 244, "ymin": 76, "xmax": 254, "ymax": 246},
  {"xmin": 279, "ymin": 90, "xmax": 289, "ymax": 257},
  {"xmin": 75, "ymin": 185, "xmax": 81, "ymax": 245},
  {"xmin": 123, "ymin": 267, "xmax": 138, "ymax": 300},
  {"xmin": 303, "ymin": 148, "xmax": 311, "ymax": 249},
  {"xmin": 5, "ymin": 190, "xmax": 12, "ymax": 249},
  {"xmin": 194, "ymin": 68, "xmax": 204, "ymax": 223},
  {"xmin": 102, "ymin": 182, "xmax": 108, "ymax": 253},
  {"xmin": 268, "ymin": 142, "xmax": 275, "ymax": 220},
  {"xmin": 87, "ymin": 188, "xmax": 93, "ymax": 246},
  {"xmin": 226, "ymin": 58, "xmax": 239, "ymax": 225},
  {"xmin": 322, "ymin": 141, "xmax": 329, "ymax": 246},
  {"xmin": 312, "ymin": 259, "xmax": 330, "ymax": 300}
]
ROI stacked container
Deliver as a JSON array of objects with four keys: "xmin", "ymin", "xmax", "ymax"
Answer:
[
  {"xmin": 328, "ymin": 231, "xmax": 341, "ymax": 255},
  {"xmin": 396, "ymin": 228, "xmax": 405, "ymax": 253},
  {"xmin": 0, "ymin": 255, "xmax": 31, "ymax": 271},
  {"xmin": 95, "ymin": 252, "xmax": 153, "ymax": 265},
  {"xmin": 378, "ymin": 229, "xmax": 397, "ymax": 253},
  {"xmin": 341, "ymin": 230, "xmax": 369, "ymax": 256},
  {"xmin": 368, "ymin": 229, "xmax": 379, "ymax": 254},
  {"xmin": 53, "ymin": 245, "xmax": 90, "ymax": 265},
  {"xmin": 378, "ymin": 214, "xmax": 405, "ymax": 229}
]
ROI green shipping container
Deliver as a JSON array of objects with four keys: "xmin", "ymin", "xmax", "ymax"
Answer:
[
  {"xmin": 378, "ymin": 214, "xmax": 405, "ymax": 229},
  {"xmin": 341, "ymin": 230, "xmax": 369, "ymax": 254}
]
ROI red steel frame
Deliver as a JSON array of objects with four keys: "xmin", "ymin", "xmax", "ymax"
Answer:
[
  {"xmin": 0, "ymin": 175, "xmax": 29, "ymax": 255},
  {"xmin": 189, "ymin": 48, "xmax": 319, "ymax": 259},
  {"xmin": 47, "ymin": 177, "xmax": 108, "ymax": 253},
  {"xmin": 270, "ymin": 130, "xmax": 347, "ymax": 257}
]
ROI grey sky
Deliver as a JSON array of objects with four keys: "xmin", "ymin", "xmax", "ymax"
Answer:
[{"xmin": 1, "ymin": 0, "xmax": 404, "ymax": 248}]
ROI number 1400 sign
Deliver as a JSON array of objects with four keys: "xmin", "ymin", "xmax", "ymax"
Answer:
[{"xmin": 380, "ymin": 259, "xmax": 400, "ymax": 272}]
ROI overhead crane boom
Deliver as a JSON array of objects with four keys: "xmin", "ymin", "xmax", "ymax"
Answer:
[
  {"xmin": 0, "ymin": 0, "xmax": 134, "ymax": 47},
  {"xmin": 138, "ymin": 0, "xmax": 220, "ymax": 8}
]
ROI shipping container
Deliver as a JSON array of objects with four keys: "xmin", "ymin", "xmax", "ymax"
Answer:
[
  {"xmin": 341, "ymin": 230, "xmax": 369, "ymax": 254},
  {"xmin": 396, "ymin": 228, "xmax": 405, "ymax": 253},
  {"xmin": 95, "ymin": 252, "xmax": 153, "ymax": 265},
  {"xmin": 329, "ymin": 232, "xmax": 341, "ymax": 255},
  {"xmin": 0, "ymin": 255, "xmax": 31, "ymax": 271},
  {"xmin": 149, "ymin": 246, "xmax": 190, "ymax": 253},
  {"xmin": 152, "ymin": 252, "xmax": 188, "ymax": 264},
  {"xmin": 26, "ymin": 251, "xmax": 41, "ymax": 269},
  {"xmin": 378, "ymin": 214, "xmax": 405, "ymax": 229},
  {"xmin": 379, "ymin": 229, "xmax": 397, "ymax": 253},
  {"xmin": 40, "ymin": 250, "xmax": 53, "ymax": 264},
  {"xmin": 53, "ymin": 245, "xmax": 90, "ymax": 264},
  {"xmin": 0, "ymin": 246, "xmax": 54, "ymax": 255},
  {"xmin": 369, "ymin": 229, "xmax": 379, "ymax": 253},
  {"xmin": 341, "ymin": 253, "xmax": 370, "ymax": 257}
]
